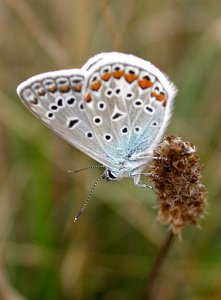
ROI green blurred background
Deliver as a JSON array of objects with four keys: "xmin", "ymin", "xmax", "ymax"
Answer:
[{"xmin": 0, "ymin": 0, "xmax": 221, "ymax": 299}]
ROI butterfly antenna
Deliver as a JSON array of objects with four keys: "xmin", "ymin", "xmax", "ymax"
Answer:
[
  {"xmin": 68, "ymin": 165, "xmax": 104, "ymax": 174},
  {"xmin": 74, "ymin": 172, "xmax": 104, "ymax": 222}
]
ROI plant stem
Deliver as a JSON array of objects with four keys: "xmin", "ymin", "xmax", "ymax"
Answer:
[{"xmin": 142, "ymin": 231, "xmax": 175, "ymax": 300}]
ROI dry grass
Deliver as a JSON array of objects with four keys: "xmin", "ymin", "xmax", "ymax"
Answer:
[{"xmin": 0, "ymin": 0, "xmax": 221, "ymax": 299}]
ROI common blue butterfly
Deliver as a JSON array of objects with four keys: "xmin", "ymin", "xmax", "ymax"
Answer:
[{"xmin": 17, "ymin": 52, "xmax": 177, "ymax": 219}]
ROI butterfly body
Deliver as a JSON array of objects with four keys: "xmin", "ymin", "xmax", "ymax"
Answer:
[{"xmin": 17, "ymin": 52, "xmax": 177, "ymax": 186}]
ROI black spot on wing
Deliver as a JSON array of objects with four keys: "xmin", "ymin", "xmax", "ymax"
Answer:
[
  {"xmin": 68, "ymin": 119, "xmax": 79, "ymax": 128},
  {"xmin": 112, "ymin": 112, "xmax": 123, "ymax": 120}
]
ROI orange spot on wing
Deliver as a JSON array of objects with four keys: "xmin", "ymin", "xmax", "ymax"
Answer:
[
  {"xmin": 102, "ymin": 73, "xmax": 111, "ymax": 81},
  {"xmin": 113, "ymin": 70, "xmax": 124, "ymax": 79},
  {"xmin": 138, "ymin": 78, "xmax": 153, "ymax": 89},
  {"xmin": 48, "ymin": 85, "xmax": 57, "ymax": 93},
  {"xmin": 91, "ymin": 80, "xmax": 101, "ymax": 91},
  {"xmin": 85, "ymin": 93, "xmax": 92, "ymax": 102},
  {"xmin": 60, "ymin": 85, "xmax": 70, "ymax": 93},
  {"xmin": 155, "ymin": 94, "xmax": 165, "ymax": 101},
  {"xmin": 125, "ymin": 73, "xmax": 138, "ymax": 83},
  {"xmin": 74, "ymin": 85, "xmax": 82, "ymax": 92},
  {"xmin": 151, "ymin": 91, "xmax": 167, "ymax": 105}
]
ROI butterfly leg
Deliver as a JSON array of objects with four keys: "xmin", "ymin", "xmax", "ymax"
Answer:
[
  {"xmin": 137, "ymin": 156, "xmax": 168, "ymax": 162},
  {"xmin": 132, "ymin": 174, "xmax": 153, "ymax": 189}
]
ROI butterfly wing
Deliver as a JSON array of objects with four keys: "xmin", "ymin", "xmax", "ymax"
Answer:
[
  {"xmin": 82, "ymin": 53, "xmax": 177, "ymax": 167},
  {"xmin": 17, "ymin": 53, "xmax": 177, "ymax": 174},
  {"xmin": 16, "ymin": 69, "xmax": 114, "ymax": 167}
]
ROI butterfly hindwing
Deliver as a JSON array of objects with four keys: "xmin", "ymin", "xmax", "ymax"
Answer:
[{"xmin": 16, "ymin": 70, "xmax": 113, "ymax": 166}]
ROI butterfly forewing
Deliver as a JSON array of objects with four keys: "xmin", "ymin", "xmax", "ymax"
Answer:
[{"xmin": 83, "ymin": 53, "xmax": 176, "ymax": 164}]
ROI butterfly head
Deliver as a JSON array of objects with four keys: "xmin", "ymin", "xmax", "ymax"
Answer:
[
  {"xmin": 102, "ymin": 169, "xmax": 118, "ymax": 181},
  {"xmin": 102, "ymin": 158, "xmax": 146, "ymax": 182}
]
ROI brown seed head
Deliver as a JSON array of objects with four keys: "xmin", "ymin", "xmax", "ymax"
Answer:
[{"xmin": 149, "ymin": 135, "xmax": 207, "ymax": 234}]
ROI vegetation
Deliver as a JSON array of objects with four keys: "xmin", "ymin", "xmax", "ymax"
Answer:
[{"xmin": 0, "ymin": 0, "xmax": 220, "ymax": 299}]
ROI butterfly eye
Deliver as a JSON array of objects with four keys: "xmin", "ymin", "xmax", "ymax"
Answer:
[{"xmin": 107, "ymin": 169, "xmax": 117, "ymax": 179}]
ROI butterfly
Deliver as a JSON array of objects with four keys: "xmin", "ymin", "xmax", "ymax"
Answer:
[{"xmin": 17, "ymin": 52, "xmax": 177, "ymax": 219}]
